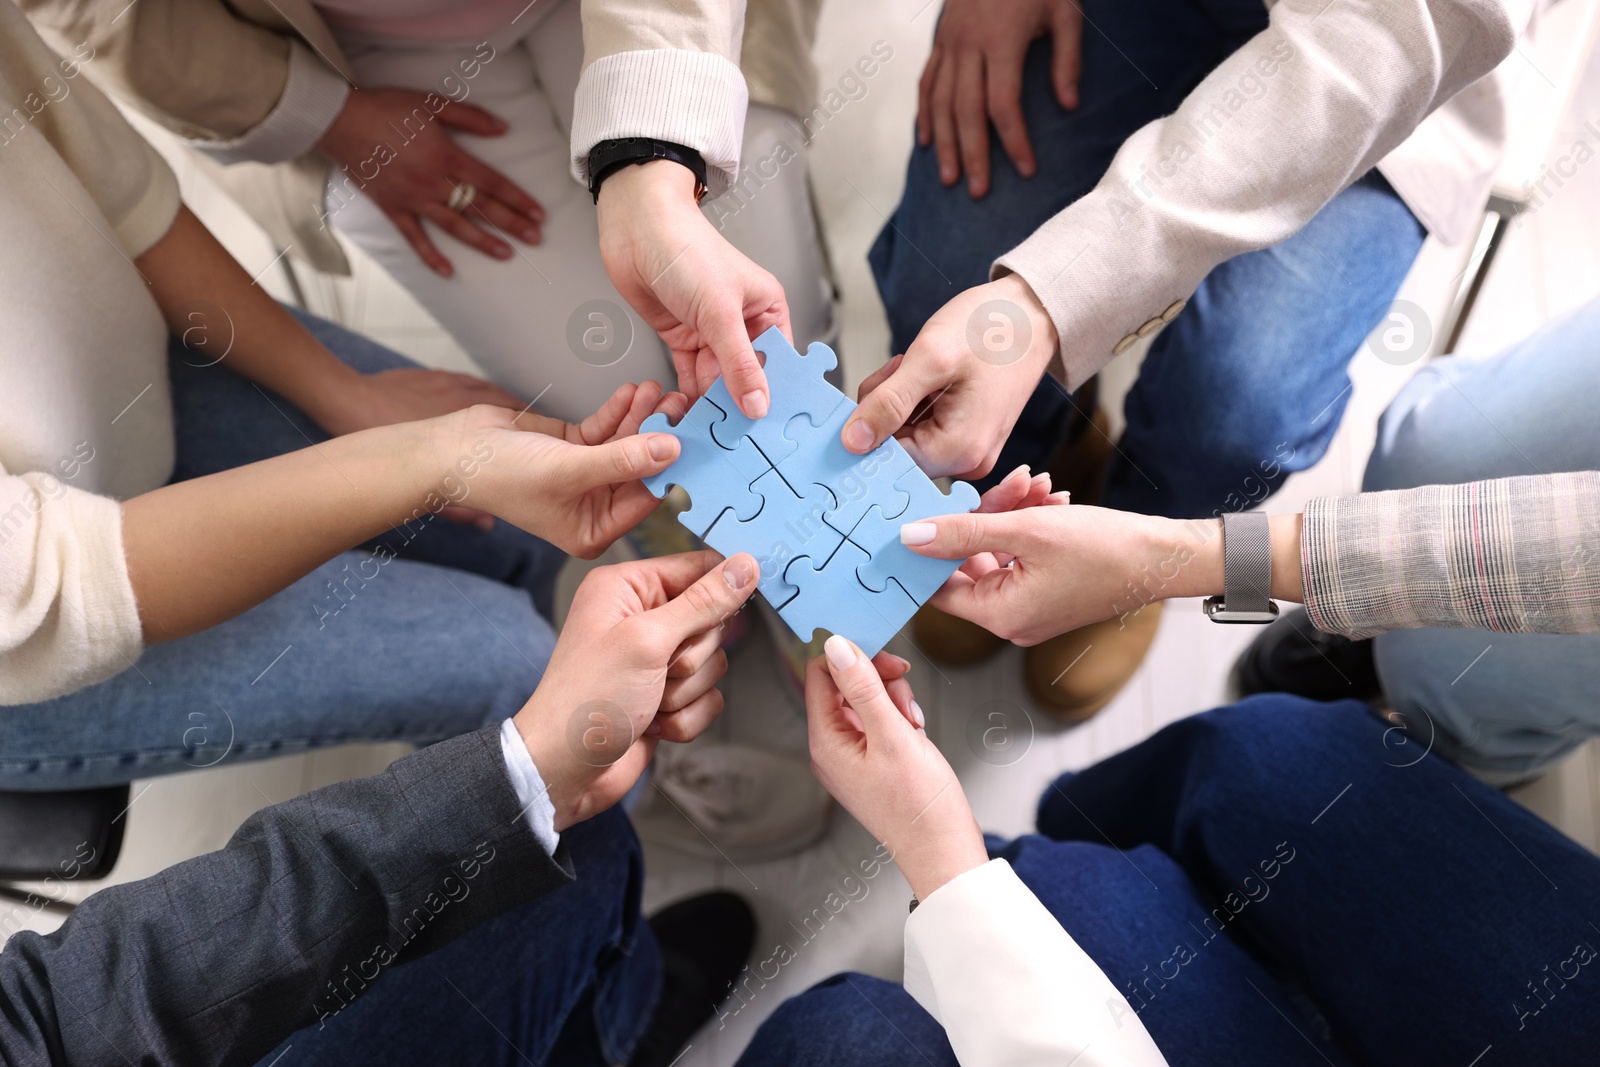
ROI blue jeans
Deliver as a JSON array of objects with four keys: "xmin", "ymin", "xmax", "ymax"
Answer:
[
  {"xmin": 868, "ymin": 0, "xmax": 1426, "ymax": 516},
  {"xmin": 739, "ymin": 697, "xmax": 1600, "ymax": 1065},
  {"xmin": 0, "ymin": 311, "xmax": 565, "ymax": 789},
  {"xmin": 1365, "ymin": 297, "xmax": 1600, "ymax": 780},
  {"xmin": 258, "ymin": 807, "xmax": 661, "ymax": 1067}
]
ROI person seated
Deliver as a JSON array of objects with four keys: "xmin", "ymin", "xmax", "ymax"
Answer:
[
  {"xmin": 734, "ymin": 455, "xmax": 1600, "ymax": 1065},
  {"xmin": 847, "ymin": 0, "xmax": 1536, "ymax": 718},
  {"xmin": 21, "ymin": 0, "xmax": 833, "ymax": 424},
  {"xmin": 0, "ymin": 0, "xmax": 681, "ymax": 789},
  {"xmin": 1233, "ymin": 295, "xmax": 1600, "ymax": 783},
  {"xmin": 0, "ymin": 550, "xmax": 766, "ymax": 1067}
]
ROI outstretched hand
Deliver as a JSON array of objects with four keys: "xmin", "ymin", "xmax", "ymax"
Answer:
[
  {"xmin": 431, "ymin": 380, "xmax": 687, "ymax": 557},
  {"xmin": 597, "ymin": 160, "xmax": 790, "ymax": 416},
  {"xmin": 513, "ymin": 550, "xmax": 759, "ymax": 831},
  {"xmin": 806, "ymin": 636, "xmax": 988, "ymax": 900}
]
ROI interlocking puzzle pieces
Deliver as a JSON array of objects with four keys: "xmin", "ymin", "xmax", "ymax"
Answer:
[
  {"xmin": 846, "ymin": 472, "xmax": 981, "ymax": 604},
  {"xmin": 639, "ymin": 396, "xmax": 770, "ymax": 537},
  {"xmin": 636, "ymin": 327, "xmax": 980, "ymax": 655},
  {"xmin": 704, "ymin": 328, "xmax": 847, "ymax": 469}
]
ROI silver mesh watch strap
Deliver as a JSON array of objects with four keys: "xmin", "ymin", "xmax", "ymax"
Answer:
[{"xmin": 1204, "ymin": 512, "xmax": 1279, "ymax": 624}]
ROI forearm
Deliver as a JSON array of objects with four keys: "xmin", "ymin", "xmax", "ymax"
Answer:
[
  {"xmin": 0, "ymin": 727, "xmax": 563, "ymax": 1066},
  {"xmin": 135, "ymin": 206, "xmax": 360, "ymax": 429},
  {"xmin": 122, "ymin": 420, "xmax": 446, "ymax": 642},
  {"xmin": 1301, "ymin": 473, "xmax": 1600, "ymax": 639},
  {"xmin": 996, "ymin": 0, "xmax": 1524, "ymax": 390}
]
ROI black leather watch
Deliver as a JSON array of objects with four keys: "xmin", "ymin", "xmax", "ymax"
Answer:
[
  {"xmin": 588, "ymin": 138, "xmax": 710, "ymax": 204},
  {"xmin": 1203, "ymin": 512, "xmax": 1280, "ymax": 624}
]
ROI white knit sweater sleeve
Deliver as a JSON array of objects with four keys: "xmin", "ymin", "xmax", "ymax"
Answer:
[
  {"xmin": 904, "ymin": 860, "xmax": 1170, "ymax": 1067},
  {"xmin": 0, "ymin": 471, "xmax": 143, "ymax": 706},
  {"xmin": 570, "ymin": 0, "xmax": 748, "ymax": 195}
]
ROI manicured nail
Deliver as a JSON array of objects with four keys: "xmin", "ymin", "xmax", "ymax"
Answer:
[
  {"xmin": 900, "ymin": 522, "xmax": 936, "ymax": 546},
  {"xmin": 910, "ymin": 701, "xmax": 926, "ymax": 729},
  {"xmin": 1010, "ymin": 463, "xmax": 1031, "ymax": 480},
  {"xmin": 741, "ymin": 391, "xmax": 769, "ymax": 418},
  {"xmin": 843, "ymin": 419, "xmax": 876, "ymax": 453},
  {"xmin": 724, "ymin": 555, "xmax": 756, "ymax": 590},
  {"xmin": 824, "ymin": 634, "xmax": 856, "ymax": 670},
  {"xmin": 646, "ymin": 434, "xmax": 676, "ymax": 462}
]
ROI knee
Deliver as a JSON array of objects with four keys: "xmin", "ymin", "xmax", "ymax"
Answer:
[
  {"xmin": 742, "ymin": 974, "xmax": 917, "ymax": 1065},
  {"xmin": 1187, "ymin": 696, "xmax": 1379, "ymax": 798}
]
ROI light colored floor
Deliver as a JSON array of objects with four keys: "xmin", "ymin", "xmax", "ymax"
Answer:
[{"xmin": 14, "ymin": 4, "xmax": 1600, "ymax": 1064}]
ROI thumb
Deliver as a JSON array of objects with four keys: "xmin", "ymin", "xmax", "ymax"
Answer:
[
  {"xmin": 897, "ymin": 509, "xmax": 1041, "ymax": 560},
  {"xmin": 564, "ymin": 432, "xmax": 680, "ymax": 488},
  {"xmin": 841, "ymin": 352, "xmax": 941, "ymax": 456},
  {"xmin": 433, "ymin": 99, "xmax": 509, "ymax": 136},
  {"xmin": 822, "ymin": 636, "xmax": 913, "ymax": 745},
  {"xmin": 650, "ymin": 553, "xmax": 758, "ymax": 646}
]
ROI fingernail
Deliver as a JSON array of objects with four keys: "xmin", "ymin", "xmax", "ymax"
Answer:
[
  {"xmin": 843, "ymin": 419, "xmax": 875, "ymax": 453},
  {"xmin": 523, "ymin": 226, "xmax": 540, "ymax": 241},
  {"xmin": 644, "ymin": 720, "xmax": 662, "ymax": 737},
  {"xmin": 723, "ymin": 554, "xmax": 756, "ymax": 590},
  {"xmin": 495, "ymin": 245, "xmax": 512, "ymax": 259},
  {"xmin": 910, "ymin": 700, "xmax": 926, "ymax": 729},
  {"xmin": 1010, "ymin": 463, "xmax": 1031, "ymax": 480},
  {"xmin": 741, "ymin": 391, "xmax": 769, "ymax": 418},
  {"xmin": 646, "ymin": 434, "xmax": 676, "ymax": 462},
  {"xmin": 824, "ymin": 634, "xmax": 856, "ymax": 670},
  {"xmin": 900, "ymin": 522, "xmax": 936, "ymax": 546}
]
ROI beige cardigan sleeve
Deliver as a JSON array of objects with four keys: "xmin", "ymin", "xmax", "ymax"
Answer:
[
  {"xmin": 20, "ymin": 0, "xmax": 349, "ymax": 164},
  {"xmin": 570, "ymin": 0, "xmax": 749, "ymax": 194},
  {"xmin": 994, "ymin": 0, "xmax": 1531, "ymax": 392},
  {"xmin": 0, "ymin": 470, "xmax": 143, "ymax": 706}
]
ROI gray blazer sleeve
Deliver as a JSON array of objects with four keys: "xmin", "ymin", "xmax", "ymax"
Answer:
[{"xmin": 0, "ymin": 724, "xmax": 573, "ymax": 1066}]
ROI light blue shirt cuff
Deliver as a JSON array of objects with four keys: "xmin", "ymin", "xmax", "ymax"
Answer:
[{"xmin": 498, "ymin": 717, "xmax": 560, "ymax": 856}]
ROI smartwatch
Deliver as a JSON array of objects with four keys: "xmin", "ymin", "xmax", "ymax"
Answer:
[
  {"xmin": 1203, "ymin": 512, "xmax": 1280, "ymax": 624},
  {"xmin": 588, "ymin": 138, "xmax": 710, "ymax": 204}
]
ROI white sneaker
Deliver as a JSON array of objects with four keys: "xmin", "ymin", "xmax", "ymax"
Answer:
[{"xmin": 630, "ymin": 742, "xmax": 832, "ymax": 863}]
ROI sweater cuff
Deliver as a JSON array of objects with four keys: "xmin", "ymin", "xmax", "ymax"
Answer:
[
  {"xmin": 196, "ymin": 41, "xmax": 351, "ymax": 166},
  {"xmin": 991, "ymin": 186, "xmax": 1193, "ymax": 394},
  {"xmin": 571, "ymin": 49, "xmax": 748, "ymax": 196}
]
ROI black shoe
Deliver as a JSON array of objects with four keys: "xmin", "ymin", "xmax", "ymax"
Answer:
[
  {"xmin": 1233, "ymin": 607, "xmax": 1382, "ymax": 704},
  {"xmin": 628, "ymin": 891, "xmax": 756, "ymax": 1067}
]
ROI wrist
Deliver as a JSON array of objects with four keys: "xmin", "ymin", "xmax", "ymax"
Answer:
[
  {"xmin": 597, "ymin": 158, "xmax": 699, "ymax": 213},
  {"xmin": 1269, "ymin": 512, "xmax": 1304, "ymax": 601},
  {"xmin": 513, "ymin": 699, "xmax": 588, "ymax": 833},
  {"xmin": 897, "ymin": 825, "xmax": 990, "ymax": 901},
  {"xmin": 989, "ymin": 272, "xmax": 1058, "ymax": 373}
]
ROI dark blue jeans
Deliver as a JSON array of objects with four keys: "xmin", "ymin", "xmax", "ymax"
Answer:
[
  {"xmin": 257, "ymin": 807, "xmax": 660, "ymax": 1066},
  {"xmin": 869, "ymin": 0, "xmax": 1426, "ymax": 516},
  {"xmin": 739, "ymin": 697, "xmax": 1600, "ymax": 1065},
  {"xmin": 0, "ymin": 310, "xmax": 567, "ymax": 789}
]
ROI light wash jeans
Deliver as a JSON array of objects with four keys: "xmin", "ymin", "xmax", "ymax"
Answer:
[
  {"xmin": 0, "ymin": 311, "xmax": 563, "ymax": 790},
  {"xmin": 1367, "ymin": 297, "xmax": 1600, "ymax": 781}
]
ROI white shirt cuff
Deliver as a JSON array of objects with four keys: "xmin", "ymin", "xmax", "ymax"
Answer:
[
  {"xmin": 570, "ymin": 49, "xmax": 748, "ymax": 197},
  {"xmin": 905, "ymin": 859, "xmax": 1169, "ymax": 1067},
  {"xmin": 498, "ymin": 717, "xmax": 561, "ymax": 856},
  {"xmin": 195, "ymin": 41, "xmax": 351, "ymax": 166}
]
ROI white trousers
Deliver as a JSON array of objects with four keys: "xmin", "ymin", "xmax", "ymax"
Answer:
[{"xmin": 327, "ymin": 0, "xmax": 835, "ymax": 422}]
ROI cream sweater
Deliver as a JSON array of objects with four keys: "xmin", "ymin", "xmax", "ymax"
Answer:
[{"xmin": 0, "ymin": 0, "xmax": 179, "ymax": 704}]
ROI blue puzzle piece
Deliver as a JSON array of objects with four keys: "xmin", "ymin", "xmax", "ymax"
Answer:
[
  {"xmin": 847, "ymin": 467, "xmax": 982, "ymax": 603},
  {"xmin": 640, "ymin": 400, "xmax": 772, "ymax": 537},
  {"xmin": 706, "ymin": 330, "xmax": 847, "ymax": 467},
  {"xmin": 635, "ymin": 326, "xmax": 980, "ymax": 652},
  {"xmin": 703, "ymin": 470, "xmax": 842, "ymax": 610},
  {"xmin": 778, "ymin": 539, "xmax": 918, "ymax": 658}
]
